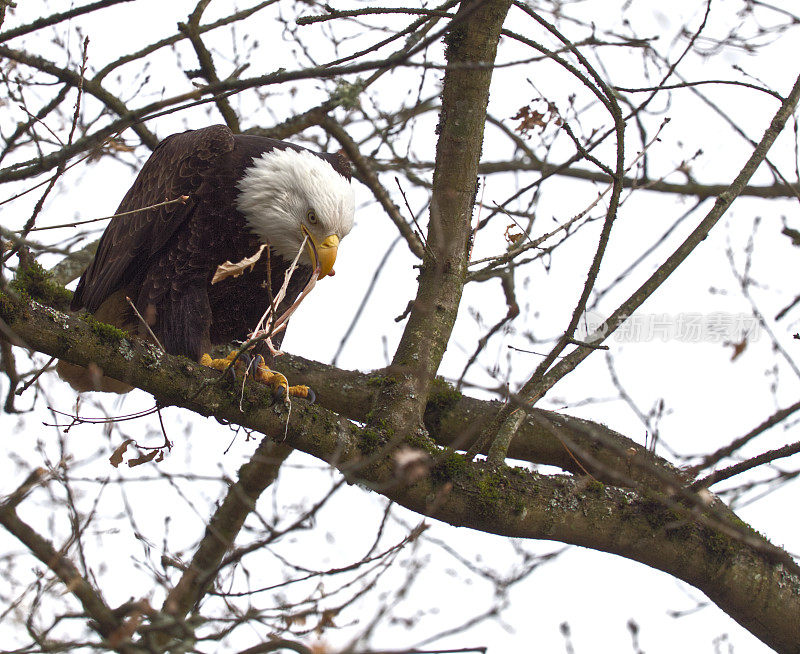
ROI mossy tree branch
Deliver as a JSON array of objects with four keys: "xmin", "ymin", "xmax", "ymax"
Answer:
[
  {"xmin": 2, "ymin": 296, "xmax": 800, "ymax": 652},
  {"xmin": 371, "ymin": 0, "xmax": 513, "ymax": 438}
]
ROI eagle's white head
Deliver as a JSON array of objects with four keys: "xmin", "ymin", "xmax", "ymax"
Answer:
[{"xmin": 236, "ymin": 147, "xmax": 354, "ymax": 278}]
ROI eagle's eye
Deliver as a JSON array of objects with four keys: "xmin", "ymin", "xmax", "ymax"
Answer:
[{"xmin": 306, "ymin": 209, "xmax": 318, "ymax": 225}]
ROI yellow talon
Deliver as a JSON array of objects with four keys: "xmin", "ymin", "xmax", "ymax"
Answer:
[
  {"xmin": 288, "ymin": 384, "xmax": 314, "ymax": 400},
  {"xmin": 200, "ymin": 351, "xmax": 240, "ymax": 371},
  {"xmin": 201, "ymin": 351, "xmax": 315, "ymax": 402},
  {"xmin": 254, "ymin": 361, "xmax": 289, "ymax": 395},
  {"xmin": 254, "ymin": 360, "xmax": 315, "ymax": 401}
]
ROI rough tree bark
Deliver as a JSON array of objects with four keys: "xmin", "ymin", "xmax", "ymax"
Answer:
[{"xmin": 3, "ymin": 277, "xmax": 800, "ymax": 652}]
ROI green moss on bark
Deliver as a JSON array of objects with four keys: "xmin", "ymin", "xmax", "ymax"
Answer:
[
  {"xmin": 431, "ymin": 449, "xmax": 472, "ymax": 484},
  {"xmin": 358, "ymin": 427, "xmax": 386, "ymax": 455},
  {"xmin": 366, "ymin": 375, "xmax": 395, "ymax": 388},
  {"xmin": 424, "ymin": 377, "xmax": 462, "ymax": 434},
  {"xmin": 0, "ymin": 289, "xmax": 21, "ymax": 322},
  {"xmin": 474, "ymin": 468, "xmax": 527, "ymax": 517},
  {"xmin": 79, "ymin": 313, "xmax": 128, "ymax": 344},
  {"xmin": 11, "ymin": 260, "xmax": 72, "ymax": 311}
]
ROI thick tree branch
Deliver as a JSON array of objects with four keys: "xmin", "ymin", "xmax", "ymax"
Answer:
[
  {"xmin": 372, "ymin": 0, "xmax": 512, "ymax": 437},
  {"xmin": 2, "ymin": 297, "xmax": 799, "ymax": 652},
  {"xmin": 268, "ymin": 353, "xmax": 678, "ymax": 488}
]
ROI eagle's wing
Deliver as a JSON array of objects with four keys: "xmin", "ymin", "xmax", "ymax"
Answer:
[
  {"xmin": 72, "ymin": 125, "xmax": 236, "ymax": 312},
  {"xmin": 320, "ymin": 151, "xmax": 352, "ymax": 182}
]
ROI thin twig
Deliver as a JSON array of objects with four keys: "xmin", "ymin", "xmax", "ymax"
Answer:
[
  {"xmin": 23, "ymin": 196, "xmax": 189, "ymax": 232},
  {"xmin": 395, "ymin": 177, "xmax": 429, "ymax": 250},
  {"xmin": 125, "ymin": 296, "xmax": 164, "ymax": 351},
  {"xmin": 693, "ymin": 440, "xmax": 800, "ymax": 490},
  {"xmin": 14, "ymin": 355, "xmax": 56, "ymax": 397}
]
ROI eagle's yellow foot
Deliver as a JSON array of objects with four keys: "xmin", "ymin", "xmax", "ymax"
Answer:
[
  {"xmin": 199, "ymin": 352, "xmax": 315, "ymax": 403},
  {"xmin": 200, "ymin": 351, "xmax": 242, "ymax": 374},
  {"xmin": 253, "ymin": 357, "xmax": 316, "ymax": 403}
]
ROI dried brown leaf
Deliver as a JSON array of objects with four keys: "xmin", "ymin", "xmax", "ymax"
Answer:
[
  {"xmin": 408, "ymin": 522, "xmax": 429, "ymax": 542},
  {"xmin": 316, "ymin": 609, "xmax": 338, "ymax": 634},
  {"xmin": 283, "ymin": 613, "xmax": 307, "ymax": 628},
  {"xmin": 109, "ymin": 439, "xmax": 134, "ymax": 468},
  {"xmin": 782, "ymin": 226, "xmax": 800, "ymax": 247},
  {"xmin": 127, "ymin": 449, "xmax": 160, "ymax": 468},
  {"xmin": 728, "ymin": 338, "xmax": 748, "ymax": 361},
  {"xmin": 504, "ymin": 224, "xmax": 524, "ymax": 246},
  {"xmin": 106, "ymin": 603, "xmax": 148, "ymax": 647},
  {"xmin": 105, "ymin": 137, "xmax": 136, "ymax": 153},
  {"xmin": 212, "ymin": 244, "xmax": 268, "ymax": 284},
  {"xmin": 512, "ymin": 104, "xmax": 548, "ymax": 137},
  {"xmin": 88, "ymin": 137, "xmax": 136, "ymax": 162}
]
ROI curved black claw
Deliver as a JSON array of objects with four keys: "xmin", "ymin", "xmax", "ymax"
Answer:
[
  {"xmin": 305, "ymin": 388, "xmax": 316, "ymax": 404},
  {"xmin": 221, "ymin": 351, "xmax": 253, "ymax": 382},
  {"xmin": 222, "ymin": 363, "xmax": 239, "ymax": 383}
]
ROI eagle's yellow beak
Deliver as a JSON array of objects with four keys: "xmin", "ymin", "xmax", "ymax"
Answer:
[{"xmin": 305, "ymin": 233, "xmax": 340, "ymax": 278}]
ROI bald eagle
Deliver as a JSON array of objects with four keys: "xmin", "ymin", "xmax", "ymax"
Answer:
[{"xmin": 57, "ymin": 125, "xmax": 354, "ymax": 396}]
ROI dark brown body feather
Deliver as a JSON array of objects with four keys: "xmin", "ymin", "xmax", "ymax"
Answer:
[{"xmin": 63, "ymin": 125, "xmax": 349, "ymax": 390}]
